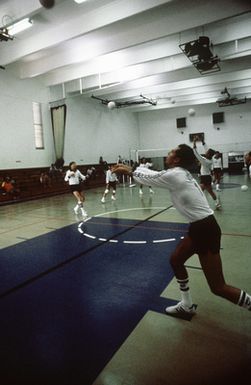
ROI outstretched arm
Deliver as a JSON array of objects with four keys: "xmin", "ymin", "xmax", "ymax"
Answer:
[{"xmin": 113, "ymin": 164, "xmax": 174, "ymax": 189}]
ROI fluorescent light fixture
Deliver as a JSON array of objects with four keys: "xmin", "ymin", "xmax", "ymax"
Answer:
[
  {"xmin": 74, "ymin": 0, "xmax": 88, "ymax": 4},
  {"xmin": 8, "ymin": 18, "xmax": 33, "ymax": 35}
]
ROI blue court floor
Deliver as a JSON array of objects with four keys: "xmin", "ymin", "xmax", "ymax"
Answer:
[{"xmin": 0, "ymin": 173, "xmax": 250, "ymax": 385}]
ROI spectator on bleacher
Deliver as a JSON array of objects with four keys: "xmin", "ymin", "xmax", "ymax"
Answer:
[
  {"xmin": 40, "ymin": 172, "xmax": 51, "ymax": 188},
  {"xmin": 1, "ymin": 176, "xmax": 20, "ymax": 199},
  {"xmin": 49, "ymin": 163, "xmax": 57, "ymax": 179},
  {"xmin": 99, "ymin": 156, "xmax": 108, "ymax": 175}
]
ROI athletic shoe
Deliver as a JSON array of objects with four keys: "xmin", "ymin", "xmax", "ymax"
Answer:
[
  {"xmin": 165, "ymin": 301, "xmax": 197, "ymax": 315},
  {"xmin": 129, "ymin": 184, "xmax": 136, "ymax": 187},
  {"xmin": 74, "ymin": 205, "xmax": 79, "ymax": 214},
  {"xmin": 149, "ymin": 188, "xmax": 154, "ymax": 194},
  {"xmin": 111, "ymin": 195, "xmax": 116, "ymax": 201},
  {"xmin": 139, "ymin": 189, "xmax": 143, "ymax": 195},
  {"xmin": 101, "ymin": 197, "xmax": 105, "ymax": 203},
  {"xmin": 81, "ymin": 208, "xmax": 88, "ymax": 217},
  {"xmin": 215, "ymin": 202, "xmax": 221, "ymax": 210},
  {"xmin": 216, "ymin": 188, "xmax": 221, "ymax": 192}
]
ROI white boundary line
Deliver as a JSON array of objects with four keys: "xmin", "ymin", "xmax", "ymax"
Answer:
[{"xmin": 77, "ymin": 206, "xmax": 186, "ymax": 245}]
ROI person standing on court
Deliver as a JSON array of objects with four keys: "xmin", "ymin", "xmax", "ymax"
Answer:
[
  {"xmin": 101, "ymin": 165, "xmax": 118, "ymax": 203},
  {"xmin": 137, "ymin": 158, "xmax": 154, "ymax": 195},
  {"xmin": 64, "ymin": 161, "xmax": 88, "ymax": 217},
  {"xmin": 244, "ymin": 151, "xmax": 251, "ymax": 177},
  {"xmin": 113, "ymin": 144, "xmax": 251, "ymax": 315},
  {"xmin": 193, "ymin": 137, "xmax": 221, "ymax": 209},
  {"xmin": 212, "ymin": 151, "xmax": 223, "ymax": 191}
]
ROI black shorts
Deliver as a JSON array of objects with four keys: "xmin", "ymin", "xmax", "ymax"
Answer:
[
  {"xmin": 213, "ymin": 168, "xmax": 221, "ymax": 173},
  {"xmin": 108, "ymin": 181, "xmax": 117, "ymax": 190},
  {"xmin": 70, "ymin": 184, "xmax": 83, "ymax": 193},
  {"xmin": 200, "ymin": 175, "xmax": 212, "ymax": 186},
  {"xmin": 188, "ymin": 215, "xmax": 221, "ymax": 254}
]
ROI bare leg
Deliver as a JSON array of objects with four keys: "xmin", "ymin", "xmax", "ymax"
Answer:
[
  {"xmin": 198, "ymin": 252, "xmax": 241, "ymax": 304},
  {"xmin": 73, "ymin": 191, "xmax": 85, "ymax": 204},
  {"xmin": 204, "ymin": 185, "xmax": 217, "ymax": 201},
  {"xmin": 170, "ymin": 236, "xmax": 195, "ymax": 280}
]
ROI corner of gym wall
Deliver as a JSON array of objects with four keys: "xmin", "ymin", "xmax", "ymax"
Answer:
[
  {"xmin": 63, "ymin": 96, "xmax": 139, "ymax": 165},
  {"xmin": 0, "ymin": 67, "xmax": 54, "ymax": 170}
]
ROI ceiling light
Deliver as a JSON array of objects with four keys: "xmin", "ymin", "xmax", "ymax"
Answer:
[
  {"xmin": 74, "ymin": 0, "xmax": 88, "ymax": 4},
  {"xmin": 7, "ymin": 18, "xmax": 33, "ymax": 35}
]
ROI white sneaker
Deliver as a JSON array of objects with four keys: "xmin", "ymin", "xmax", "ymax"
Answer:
[
  {"xmin": 139, "ymin": 189, "xmax": 143, "ymax": 195},
  {"xmin": 129, "ymin": 184, "xmax": 136, "ymax": 187},
  {"xmin": 111, "ymin": 195, "xmax": 116, "ymax": 201},
  {"xmin": 215, "ymin": 202, "xmax": 221, "ymax": 210},
  {"xmin": 165, "ymin": 301, "xmax": 197, "ymax": 315},
  {"xmin": 81, "ymin": 208, "xmax": 88, "ymax": 217},
  {"xmin": 74, "ymin": 205, "xmax": 79, "ymax": 214},
  {"xmin": 101, "ymin": 197, "xmax": 105, "ymax": 203}
]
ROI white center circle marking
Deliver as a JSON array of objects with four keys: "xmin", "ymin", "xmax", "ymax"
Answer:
[{"xmin": 78, "ymin": 207, "xmax": 185, "ymax": 245}]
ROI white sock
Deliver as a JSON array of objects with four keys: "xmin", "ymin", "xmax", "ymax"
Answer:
[
  {"xmin": 216, "ymin": 184, "xmax": 220, "ymax": 189},
  {"xmin": 238, "ymin": 291, "xmax": 251, "ymax": 310},
  {"xmin": 177, "ymin": 278, "xmax": 193, "ymax": 307},
  {"xmin": 78, "ymin": 201, "xmax": 83, "ymax": 207}
]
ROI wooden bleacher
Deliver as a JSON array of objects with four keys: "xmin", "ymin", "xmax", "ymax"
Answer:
[{"xmin": 0, "ymin": 164, "xmax": 106, "ymax": 206}]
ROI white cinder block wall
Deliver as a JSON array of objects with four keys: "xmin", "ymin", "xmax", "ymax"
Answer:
[
  {"xmin": 63, "ymin": 97, "xmax": 139, "ymax": 165},
  {"xmin": 137, "ymin": 103, "xmax": 251, "ymax": 167},
  {"xmin": 0, "ymin": 69, "xmax": 53, "ymax": 169},
  {"xmin": 0, "ymin": 69, "xmax": 139, "ymax": 169},
  {"xmin": 1, "ymin": 66, "xmax": 250, "ymax": 171}
]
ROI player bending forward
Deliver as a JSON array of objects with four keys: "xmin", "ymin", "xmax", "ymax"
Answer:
[{"xmin": 113, "ymin": 144, "xmax": 251, "ymax": 315}]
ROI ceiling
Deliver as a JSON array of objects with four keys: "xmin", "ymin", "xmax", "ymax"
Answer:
[{"xmin": 1, "ymin": 0, "xmax": 251, "ymax": 112}]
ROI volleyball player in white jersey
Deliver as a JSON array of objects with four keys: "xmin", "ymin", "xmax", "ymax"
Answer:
[
  {"xmin": 113, "ymin": 144, "xmax": 251, "ymax": 314},
  {"xmin": 137, "ymin": 158, "xmax": 154, "ymax": 195},
  {"xmin": 212, "ymin": 151, "xmax": 223, "ymax": 191},
  {"xmin": 245, "ymin": 151, "xmax": 251, "ymax": 176},
  {"xmin": 64, "ymin": 161, "xmax": 88, "ymax": 217},
  {"xmin": 193, "ymin": 138, "xmax": 221, "ymax": 209},
  {"xmin": 101, "ymin": 165, "xmax": 118, "ymax": 203}
]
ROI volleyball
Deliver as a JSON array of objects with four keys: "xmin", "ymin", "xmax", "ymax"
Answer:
[
  {"xmin": 107, "ymin": 101, "xmax": 116, "ymax": 110},
  {"xmin": 188, "ymin": 108, "xmax": 195, "ymax": 116},
  {"xmin": 241, "ymin": 185, "xmax": 248, "ymax": 191}
]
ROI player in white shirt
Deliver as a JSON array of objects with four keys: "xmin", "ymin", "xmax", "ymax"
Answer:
[
  {"xmin": 193, "ymin": 138, "xmax": 221, "ymax": 209},
  {"xmin": 244, "ymin": 151, "xmax": 251, "ymax": 177},
  {"xmin": 113, "ymin": 144, "xmax": 251, "ymax": 314},
  {"xmin": 212, "ymin": 151, "xmax": 223, "ymax": 191},
  {"xmin": 137, "ymin": 158, "xmax": 154, "ymax": 195},
  {"xmin": 101, "ymin": 165, "xmax": 118, "ymax": 203},
  {"xmin": 64, "ymin": 161, "xmax": 88, "ymax": 217}
]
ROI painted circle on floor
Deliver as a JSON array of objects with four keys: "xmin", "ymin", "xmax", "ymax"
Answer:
[{"xmin": 78, "ymin": 207, "xmax": 185, "ymax": 245}]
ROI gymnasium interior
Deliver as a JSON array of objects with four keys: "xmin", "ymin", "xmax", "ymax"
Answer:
[{"xmin": 0, "ymin": 1, "xmax": 250, "ymax": 385}]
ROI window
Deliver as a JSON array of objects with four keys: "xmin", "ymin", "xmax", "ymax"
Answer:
[
  {"xmin": 32, "ymin": 102, "xmax": 44, "ymax": 149},
  {"xmin": 212, "ymin": 112, "xmax": 224, "ymax": 124},
  {"xmin": 176, "ymin": 117, "xmax": 186, "ymax": 128}
]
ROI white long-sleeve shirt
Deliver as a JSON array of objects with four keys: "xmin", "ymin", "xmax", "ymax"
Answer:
[
  {"xmin": 212, "ymin": 156, "xmax": 223, "ymax": 169},
  {"xmin": 133, "ymin": 166, "xmax": 213, "ymax": 223},
  {"xmin": 64, "ymin": 169, "xmax": 86, "ymax": 185},
  {"xmin": 138, "ymin": 162, "xmax": 152, "ymax": 169},
  {"xmin": 106, "ymin": 169, "xmax": 118, "ymax": 184},
  {"xmin": 193, "ymin": 144, "xmax": 213, "ymax": 175}
]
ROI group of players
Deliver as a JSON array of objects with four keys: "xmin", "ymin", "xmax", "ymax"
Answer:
[{"xmin": 64, "ymin": 139, "xmax": 251, "ymax": 315}]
